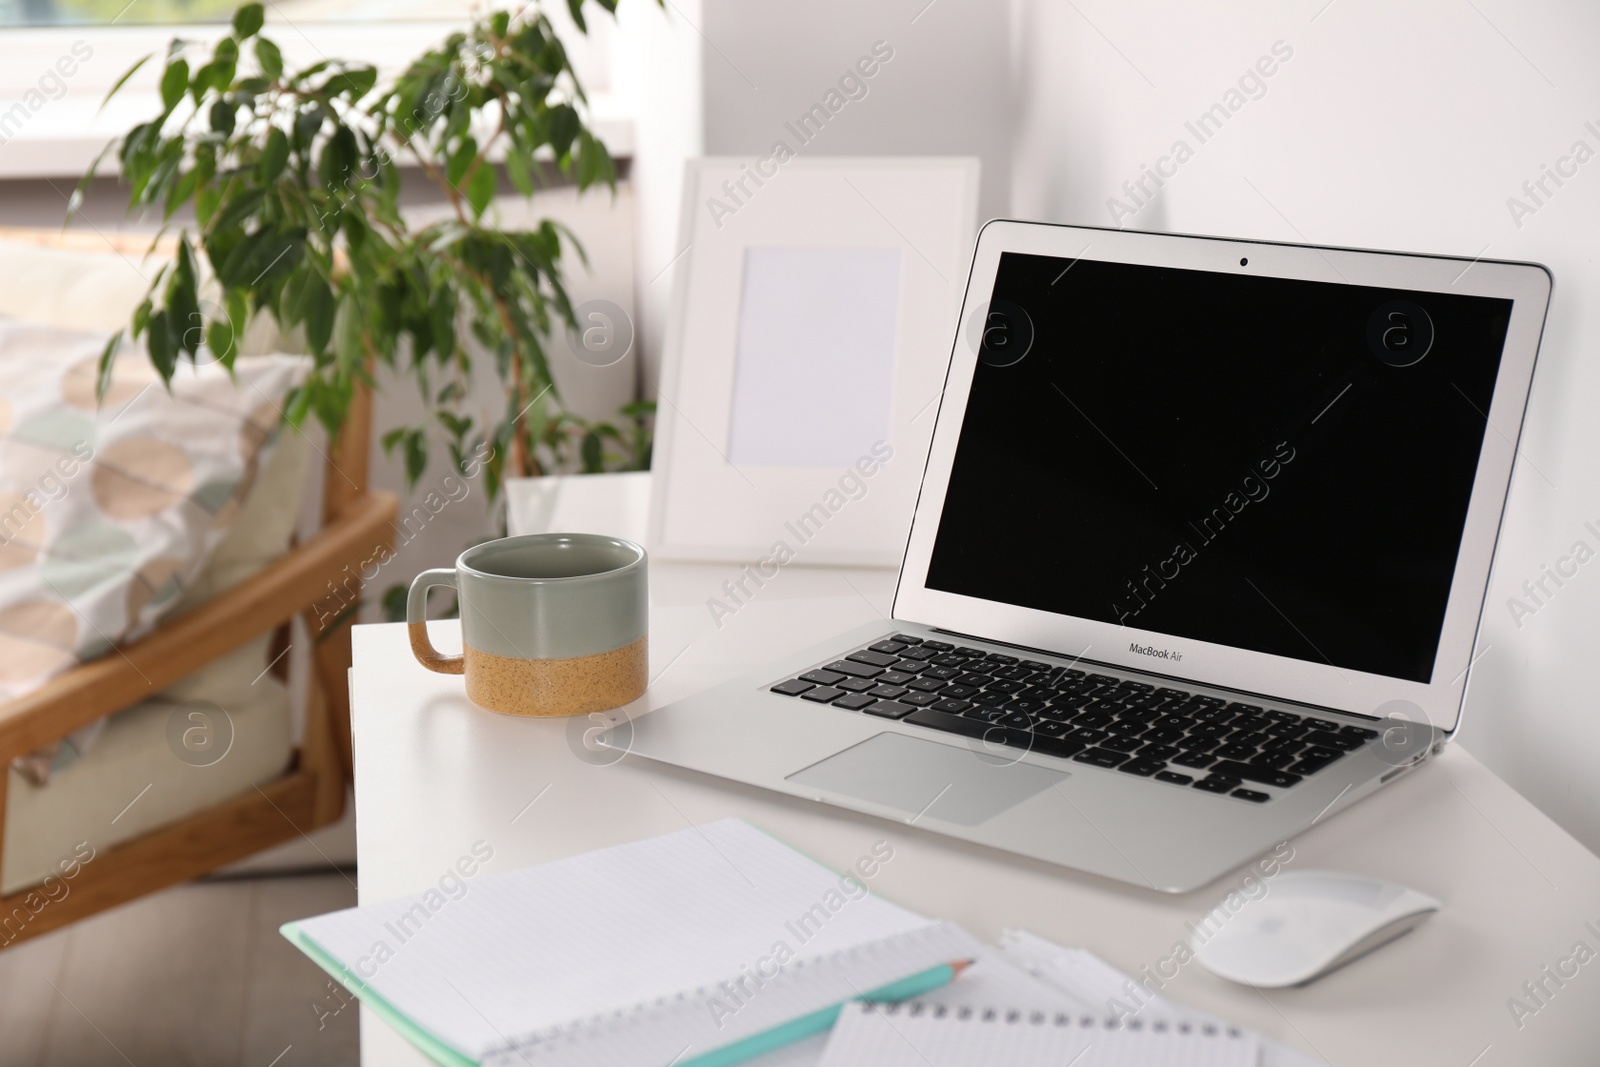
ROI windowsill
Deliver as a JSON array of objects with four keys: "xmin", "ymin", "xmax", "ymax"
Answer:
[{"xmin": 0, "ymin": 91, "xmax": 635, "ymax": 180}]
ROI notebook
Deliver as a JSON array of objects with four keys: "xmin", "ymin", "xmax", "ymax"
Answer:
[
  {"xmin": 817, "ymin": 1000, "xmax": 1260, "ymax": 1067},
  {"xmin": 282, "ymin": 819, "xmax": 981, "ymax": 1067}
]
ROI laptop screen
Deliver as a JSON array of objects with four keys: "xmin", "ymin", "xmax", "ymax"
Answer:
[{"xmin": 924, "ymin": 252, "xmax": 1514, "ymax": 684}]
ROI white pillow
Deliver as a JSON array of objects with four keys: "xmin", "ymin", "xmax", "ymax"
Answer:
[{"xmin": 0, "ymin": 320, "xmax": 310, "ymax": 704}]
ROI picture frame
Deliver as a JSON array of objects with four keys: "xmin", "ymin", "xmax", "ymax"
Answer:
[{"xmin": 648, "ymin": 156, "xmax": 981, "ymax": 566}]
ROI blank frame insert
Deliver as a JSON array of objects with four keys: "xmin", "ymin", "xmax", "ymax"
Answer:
[{"xmin": 726, "ymin": 246, "xmax": 902, "ymax": 467}]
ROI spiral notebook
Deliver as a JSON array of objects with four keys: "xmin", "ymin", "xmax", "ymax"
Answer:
[
  {"xmin": 817, "ymin": 1000, "xmax": 1260, "ymax": 1067},
  {"xmin": 282, "ymin": 819, "xmax": 981, "ymax": 1067}
]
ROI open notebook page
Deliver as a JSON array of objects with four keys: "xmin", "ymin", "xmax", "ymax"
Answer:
[{"xmin": 292, "ymin": 820, "xmax": 956, "ymax": 1061}]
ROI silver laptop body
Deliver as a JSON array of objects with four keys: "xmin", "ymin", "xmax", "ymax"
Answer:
[{"xmin": 604, "ymin": 221, "xmax": 1551, "ymax": 893}]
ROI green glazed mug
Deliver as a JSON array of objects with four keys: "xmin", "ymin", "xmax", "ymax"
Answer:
[{"xmin": 406, "ymin": 533, "xmax": 648, "ymax": 717}]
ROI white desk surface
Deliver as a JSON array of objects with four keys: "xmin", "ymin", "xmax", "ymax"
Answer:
[{"xmin": 351, "ymin": 595, "xmax": 1600, "ymax": 1067}]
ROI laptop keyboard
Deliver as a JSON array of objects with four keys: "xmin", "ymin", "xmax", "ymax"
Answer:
[{"xmin": 768, "ymin": 633, "xmax": 1380, "ymax": 804}]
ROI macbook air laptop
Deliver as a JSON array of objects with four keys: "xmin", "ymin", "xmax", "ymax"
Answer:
[{"xmin": 605, "ymin": 221, "xmax": 1552, "ymax": 893}]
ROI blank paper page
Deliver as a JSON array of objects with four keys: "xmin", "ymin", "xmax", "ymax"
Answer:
[
  {"xmin": 726, "ymin": 246, "xmax": 901, "ymax": 467},
  {"xmin": 293, "ymin": 819, "xmax": 935, "ymax": 1060}
]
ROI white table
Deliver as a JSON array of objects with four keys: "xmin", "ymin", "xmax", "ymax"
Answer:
[{"xmin": 351, "ymin": 594, "xmax": 1600, "ymax": 1066}]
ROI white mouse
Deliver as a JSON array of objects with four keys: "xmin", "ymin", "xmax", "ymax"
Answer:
[{"xmin": 1191, "ymin": 870, "xmax": 1440, "ymax": 988}]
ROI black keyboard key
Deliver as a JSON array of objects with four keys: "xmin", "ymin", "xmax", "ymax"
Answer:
[
  {"xmin": 827, "ymin": 659, "xmax": 883, "ymax": 679},
  {"xmin": 864, "ymin": 700, "xmax": 915, "ymax": 719},
  {"xmin": 933, "ymin": 698, "xmax": 974, "ymax": 714},
  {"xmin": 869, "ymin": 640, "xmax": 910, "ymax": 656},
  {"xmin": 1138, "ymin": 743, "xmax": 1180, "ymax": 761},
  {"xmin": 1103, "ymin": 735, "xmax": 1144, "ymax": 753},
  {"xmin": 1005, "ymin": 698, "xmax": 1050, "ymax": 716},
  {"xmin": 1154, "ymin": 770, "xmax": 1193, "ymax": 785},
  {"xmin": 940, "ymin": 684, "xmax": 979, "ymax": 699},
  {"xmin": 800, "ymin": 669, "xmax": 845, "ymax": 686},
  {"xmin": 1228, "ymin": 702, "xmax": 1264, "ymax": 715},
  {"xmin": 1107, "ymin": 719, "xmax": 1146, "ymax": 736},
  {"xmin": 1208, "ymin": 760, "xmax": 1303, "ymax": 788},
  {"xmin": 1117, "ymin": 681, "xmax": 1155, "ymax": 694},
  {"xmin": 920, "ymin": 640, "xmax": 954, "ymax": 651},
  {"xmin": 1191, "ymin": 705, "xmax": 1235, "ymax": 723},
  {"xmin": 1214, "ymin": 742, "xmax": 1258, "ymax": 761},
  {"xmin": 801, "ymin": 686, "xmax": 845, "ymax": 703},
  {"xmin": 833, "ymin": 693, "xmax": 878, "ymax": 710},
  {"xmin": 900, "ymin": 646, "xmax": 938, "ymax": 661},
  {"xmin": 995, "ymin": 666, "xmax": 1037, "ymax": 681},
  {"xmin": 904, "ymin": 707, "xmax": 1020, "ymax": 744},
  {"xmin": 1187, "ymin": 721, "xmax": 1230, "ymax": 738},
  {"xmin": 1144, "ymin": 727, "xmax": 1187, "ymax": 744},
  {"xmin": 869, "ymin": 684, "xmax": 909, "ymax": 699},
  {"xmin": 888, "ymin": 633, "xmax": 924, "ymax": 645},
  {"xmin": 1178, "ymin": 735, "xmax": 1220, "ymax": 752},
  {"xmin": 1193, "ymin": 775, "xmax": 1241, "ymax": 793},
  {"xmin": 1264, "ymin": 710, "xmax": 1298, "ymax": 722},
  {"xmin": 1173, "ymin": 751, "xmax": 1217, "ymax": 769},
  {"xmin": 1340, "ymin": 725, "xmax": 1380, "ymax": 740},
  {"xmin": 848, "ymin": 650, "xmax": 901, "ymax": 667},
  {"xmin": 878, "ymin": 671, "xmax": 918, "ymax": 687},
  {"xmin": 1267, "ymin": 720, "xmax": 1309, "ymax": 737},
  {"xmin": 1193, "ymin": 696, "xmax": 1227, "ymax": 707},
  {"xmin": 1020, "ymin": 659, "xmax": 1053, "ymax": 671},
  {"xmin": 1088, "ymin": 674, "xmax": 1119, "ymax": 686},
  {"xmin": 921, "ymin": 666, "xmax": 962, "ymax": 680},
  {"xmin": 998, "ymin": 712, "xmax": 1034, "ymax": 729},
  {"xmin": 1304, "ymin": 730, "xmax": 1365, "ymax": 751},
  {"xmin": 1303, "ymin": 745, "xmax": 1344, "ymax": 762},
  {"xmin": 907, "ymin": 677, "xmax": 948, "ymax": 692},
  {"xmin": 771, "ymin": 678, "xmax": 813, "ymax": 695},
  {"xmin": 1249, "ymin": 750, "xmax": 1297, "ymax": 770},
  {"xmin": 1121, "ymin": 693, "xmax": 1164, "ymax": 710},
  {"xmin": 973, "ymin": 690, "xmax": 1009, "ymax": 706},
  {"xmin": 1152, "ymin": 715, "xmax": 1191, "ymax": 731},
  {"xmin": 836, "ymin": 677, "xmax": 878, "ymax": 692},
  {"xmin": 1155, "ymin": 688, "xmax": 1190, "ymax": 700},
  {"xmin": 1074, "ymin": 748, "xmax": 1130, "ymax": 768},
  {"xmin": 1304, "ymin": 717, "xmax": 1337, "ymax": 731},
  {"xmin": 955, "ymin": 646, "xmax": 985, "ymax": 656},
  {"xmin": 1118, "ymin": 757, "xmax": 1166, "ymax": 777},
  {"xmin": 932, "ymin": 653, "xmax": 970, "ymax": 667},
  {"xmin": 898, "ymin": 690, "xmax": 939, "ymax": 706},
  {"xmin": 1260, "ymin": 735, "xmax": 1304, "ymax": 752},
  {"xmin": 984, "ymin": 653, "xmax": 1019, "ymax": 665},
  {"xmin": 955, "ymin": 673, "xmax": 994, "ymax": 687},
  {"xmin": 1036, "ymin": 704, "xmax": 1077, "ymax": 722},
  {"xmin": 1033, "ymin": 718, "xmax": 1073, "ymax": 737},
  {"xmin": 963, "ymin": 706, "xmax": 1007, "ymax": 722},
  {"xmin": 1232, "ymin": 789, "xmax": 1271, "ymax": 803},
  {"xmin": 1071, "ymin": 728, "xmax": 1110, "ymax": 746}
]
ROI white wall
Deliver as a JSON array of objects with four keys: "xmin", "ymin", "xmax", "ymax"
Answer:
[
  {"xmin": 699, "ymin": 0, "xmax": 1014, "ymax": 224},
  {"xmin": 1014, "ymin": 0, "xmax": 1600, "ymax": 852}
]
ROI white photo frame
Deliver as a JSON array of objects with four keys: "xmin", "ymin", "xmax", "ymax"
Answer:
[{"xmin": 649, "ymin": 157, "xmax": 981, "ymax": 566}]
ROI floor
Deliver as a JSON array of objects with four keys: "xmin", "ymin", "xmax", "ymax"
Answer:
[{"xmin": 0, "ymin": 799, "xmax": 361, "ymax": 1067}]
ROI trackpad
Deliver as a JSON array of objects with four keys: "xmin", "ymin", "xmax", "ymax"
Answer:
[{"xmin": 786, "ymin": 732, "xmax": 1067, "ymax": 827}]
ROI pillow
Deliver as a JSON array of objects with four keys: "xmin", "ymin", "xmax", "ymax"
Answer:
[{"xmin": 0, "ymin": 321, "xmax": 310, "ymax": 711}]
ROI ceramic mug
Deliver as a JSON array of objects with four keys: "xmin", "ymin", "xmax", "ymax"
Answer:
[{"xmin": 406, "ymin": 533, "xmax": 648, "ymax": 717}]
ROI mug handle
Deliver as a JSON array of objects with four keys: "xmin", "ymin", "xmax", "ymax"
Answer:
[{"xmin": 406, "ymin": 568, "xmax": 464, "ymax": 674}]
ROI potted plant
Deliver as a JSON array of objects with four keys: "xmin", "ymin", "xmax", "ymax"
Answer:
[{"xmin": 78, "ymin": 0, "xmax": 652, "ymax": 504}]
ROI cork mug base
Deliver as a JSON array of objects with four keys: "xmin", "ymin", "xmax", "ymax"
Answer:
[{"xmin": 462, "ymin": 635, "xmax": 648, "ymax": 717}]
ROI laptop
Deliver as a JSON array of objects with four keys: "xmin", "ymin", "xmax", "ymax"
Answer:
[{"xmin": 605, "ymin": 220, "xmax": 1552, "ymax": 893}]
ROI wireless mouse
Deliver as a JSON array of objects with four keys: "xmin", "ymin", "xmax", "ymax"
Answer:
[{"xmin": 1191, "ymin": 870, "xmax": 1440, "ymax": 987}]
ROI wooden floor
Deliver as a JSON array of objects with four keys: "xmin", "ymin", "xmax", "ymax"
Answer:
[{"xmin": 0, "ymin": 803, "xmax": 360, "ymax": 1067}]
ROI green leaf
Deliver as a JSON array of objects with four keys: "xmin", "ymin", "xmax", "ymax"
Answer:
[
  {"xmin": 380, "ymin": 427, "xmax": 407, "ymax": 454},
  {"xmin": 566, "ymin": 0, "xmax": 587, "ymax": 32},
  {"xmin": 160, "ymin": 59, "xmax": 189, "ymax": 111},
  {"xmin": 209, "ymin": 98, "xmax": 235, "ymax": 135},
  {"xmin": 466, "ymin": 163, "xmax": 497, "ymax": 219},
  {"xmin": 256, "ymin": 37, "xmax": 283, "ymax": 80},
  {"xmin": 207, "ymin": 319, "xmax": 237, "ymax": 368},
  {"xmin": 259, "ymin": 125, "xmax": 289, "ymax": 183},
  {"xmin": 96, "ymin": 332, "xmax": 123, "ymax": 402},
  {"xmin": 233, "ymin": 2, "xmax": 265, "ymax": 39},
  {"xmin": 580, "ymin": 428, "xmax": 602, "ymax": 473},
  {"xmin": 334, "ymin": 292, "xmax": 364, "ymax": 369},
  {"xmin": 304, "ymin": 276, "xmax": 336, "ymax": 354},
  {"xmin": 147, "ymin": 309, "xmax": 178, "ymax": 380},
  {"xmin": 429, "ymin": 285, "xmax": 456, "ymax": 358},
  {"xmin": 446, "ymin": 136, "xmax": 477, "ymax": 187},
  {"xmin": 101, "ymin": 54, "xmax": 152, "ymax": 113},
  {"xmin": 504, "ymin": 148, "xmax": 535, "ymax": 196},
  {"xmin": 404, "ymin": 428, "xmax": 428, "ymax": 486}
]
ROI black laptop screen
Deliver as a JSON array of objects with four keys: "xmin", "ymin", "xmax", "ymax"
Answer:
[{"xmin": 924, "ymin": 252, "xmax": 1514, "ymax": 684}]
